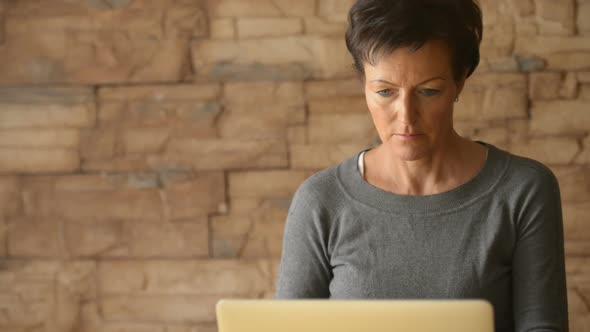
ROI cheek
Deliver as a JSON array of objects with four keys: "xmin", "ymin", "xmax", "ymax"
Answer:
[
  {"xmin": 366, "ymin": 99, "xmax": 393, "ymax": 133},
  {"xmin": 422, "ymin": 99, "xmax": 454, "ymax": 125}
]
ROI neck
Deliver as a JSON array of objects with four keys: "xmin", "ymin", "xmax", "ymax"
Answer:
[{"xmin": 370, "ymin": 133, "xmax": 486, "ymax": 195}]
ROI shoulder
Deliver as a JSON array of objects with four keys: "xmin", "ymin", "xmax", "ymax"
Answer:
[
  {"xmin": 490, "ymin": 145, "xmax": 561, "ymax": 207},
  {"xmin": 497, "ymin": 146, "xmax": 559, "ymax": 190},
  {"xmin": 290, "ymin": 152, "xmax": 360, "ymax": 215}
]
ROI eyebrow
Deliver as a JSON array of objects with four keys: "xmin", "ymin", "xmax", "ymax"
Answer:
[{"xmin": 369, "ymin": 76, "xmax": 446, "ymax": 86}]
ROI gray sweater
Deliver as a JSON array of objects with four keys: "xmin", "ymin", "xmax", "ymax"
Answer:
[{"xmin": 275, "ymin": 143, "xmax": 568, "ymax": 332}]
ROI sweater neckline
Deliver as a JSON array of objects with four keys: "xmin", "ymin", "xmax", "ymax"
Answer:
[{"xmin": 337, "ymin": 142, "xmax": 510, "ymax": 215}]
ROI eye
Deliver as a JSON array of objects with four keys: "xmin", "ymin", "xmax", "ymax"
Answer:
[
  {"xmin": 419, "ymin": 89, "xmax": 440, "ymax": 96},
  {"xmin": 376, "ymin": 89, "xmax": 394, "ymax": 97}
]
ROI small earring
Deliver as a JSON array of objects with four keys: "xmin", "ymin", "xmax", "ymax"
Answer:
[{"xmin": 455, "ymin": 96, "xmax": 459, "ymax": 102}]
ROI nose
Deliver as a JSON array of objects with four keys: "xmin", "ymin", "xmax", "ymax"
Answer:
[{"xmin": 396, "ymin": 91, "xmax": 417, "ymax": 125}]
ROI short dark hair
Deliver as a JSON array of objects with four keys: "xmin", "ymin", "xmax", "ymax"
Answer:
[{"xmin": 345, "ymin": 0, "xmax": 483, "ymax": 80}]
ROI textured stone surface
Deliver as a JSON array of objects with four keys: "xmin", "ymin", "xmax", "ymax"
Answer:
[
  {"xmin": 290, "ymin": 143, "xmax": 369, "ymax": 170},
  {"xmin": 0, "ymin": 260, "xmax": 96, "ymax": 330},
  {"xmin": 192, "ymin": 37, "xmax": 354, "ymax": 80},
  {"xmin": 237, "ymin": 18, "xmax": 302, "ymax": 38},
  {"xmin": 154, "ymin": 139, "xmax": 289, "ymax": 170},
  {"xmin": 229, "ymin": 171, "xmax": 307, "ymax": 198},
  {"xmin": 211, "ymin": 199, "xmax": 289, "ymax": 258},
  {"xmin": 0, "ymin": 0, "xmax": 206, "ymax": 84},
  {"xmin": 508, "ymin": 137, "xmax": 580, "ymax": 165},
  {"xmin": 1, "ymin": 1, "xmax": 589, "ymax": 330},
  {"xmin": 99, "ymin": 259, "xmax": 274, "ymax": 295},
  {"xmin": 530, "ymin": 100, "xmax": 590, "ymax": 135}
]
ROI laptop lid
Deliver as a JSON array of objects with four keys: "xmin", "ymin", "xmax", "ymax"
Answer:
[{"xmin": 216, "ymin": 299, "xmax": 494, "ymax": 332}]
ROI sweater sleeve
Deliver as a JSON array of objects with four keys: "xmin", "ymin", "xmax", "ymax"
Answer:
[
  {"xmin": 512, "ymin": 168, "xmax": 569, "ymax": 331},
  {"xmin": 275, "ymin": 183, "xmax": 332, "ymax": 298}
]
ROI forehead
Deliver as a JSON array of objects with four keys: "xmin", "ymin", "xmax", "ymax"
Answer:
[{"xmin": 364, "ymin": 40, "xmax": 453, "ymax": 82}]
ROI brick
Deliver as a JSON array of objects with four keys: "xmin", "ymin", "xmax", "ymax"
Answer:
[
  {"xmin": 126, "ymin": 220, "xmax": 208, "ymax": 258},
  {"xmin": 467, "ymin": 72, "xmax": 527, "ymax": 88},
  {"xmin": 162, "ymin": 172, "xmax": 225, "ymax": 219},
  {"xmin": 0, "ymin": 148, "xmax": 79, "ymax": 174},
  {"xmin": 80, "ymin": 129, "xmax": 116, "ymax": 161},
  {"xmin": 290, "ymin": 143, "xmax": 369, "ymax": 169},
  {"xmin": 99, "ymin": 259, "xmax": 273, "ymax": 295},
  {"xmin": 509, "ymin": 138, "xmax": 580, "ymax": 165},
  {"xmin": 7, "ymin": 217, "xmax": 64, "ymax": 257},
  {"xmin": 0, "ymin": 129, "xmax": 79, "ymax": 148},
  {"xmin": 237, "ymin": 18, "xmax": 303, "ymax": 38},
  {"xmin": 207, "ymin": 0, "xmax": 315, "ymax": 17},
  {"xmin": 224, "ymin": 81, "xmax": 304, "ymax": 105},
  {"xmin": 507, "ymin": 0, "xmax": 535, "ymax": 16},
  {"xmin": 1, "ymin": 2, "xmax": 206, "ymax": 84},
  {"xmin": 82, "ymin": 155, "xmax": 150, "ymax": 173},
  {"xmin": 563, "ymin": 203, "xmax": 590, "ymax": 240},
  {"xmin": 210, "ymin": 18, "xmax": 235, "ymax": 40},
  {"xmin": 0, "ymin": 260, "xmax": 96, "ymax": 328},
  {"xmin": 305, "ymin": 79, "xmax": 363, "ymax": 98},
  {"xmin": 456, "ymin": 84, "xmax": 527, "ymax": 122},
  {"xmin": 529, "ymin": 72, "xmax": 562, "ymax": 99},
  {"xmin": 480, "ymin": 22, "xmax": 515, "ymax": 60},
  {"xmin": 0, "ymin": 103, "xmax": 95, "ymax": 129},
  {"xmin": 566, "ymin": 257, "xmax": 590, "ymax": 285},
  {"xmin": 102, "ymin": 295, "xmax": 219, "ymax": 323},
  {"xmin": 64, "ymin": 219, "xmax": 124, "ymax": 257},
  {"xmin": 123, "ymin": 128, "xmax": 169, "ymax": 154},
  {"xmin": 219, "ymin": 82, "xmax": 305, "ymax": 139},
  {"xmin": 570, "ymin": 315, "xmax": 590, "ymax": 332},
  {"xmin": 154, "ymin": 139, "xmax": 288, "ymax": 170},
  {"xmin": 546, "ymin": 52, "xmax": 590, "ymax": 71},
  {"xmin": 552, "ymin": 166, "xmax": 590, "ymax": 203},
  {"xmin": 0, "ymin": 219, "xmax": 5, "ymax": 257},
  {"xmin": 578, "ymin": 72, "xmax": 590, "ymax": 83},
  {"xmin": 211, "ymin": 199, "xmax": 289, "ymax": 258},
  {"xmin": 99, "ymin": 84, "xmax": 221, "ymax": 102},
  {"xmin": 98, "ymin": 99, "xmax": 221, "ymax": 135},
  {"xmin": 569, "ymin": 288, "xmax": 590, "ymax": 314},
  {"xmin": 579, "ymin": 2, "xmax": 590, "ymax": 34},
  {"xmin": 470, "ymin": 127, "xmax": 510, "ymax": 148},
  {"xmin": 218, "ymin": 108, "xmax": 296, "ymax": 140},
  {"xmin": 578, "ymin": 136, "xmax": 590, "ymax": 164},
  {"xmin": 64, "ymin": 218, "xmax": 209, "ymax": 258},
  {"xmin": 309, "ymin": 97, "xmax": 367, "ymax": 113},
  {"xmin": 482, "ymin": 87, "xmax": 528, "ymax": 121},
  {"xmin": 318, "ymin": 0, "xmax": 355, "ymax": 22},
  {"xmin": 24, "ymin": 189, "xmax": 163, "ymax": 220},
  {"xmin": 0, "ymin": 177, "xmax": 22, "ymax": 218},
  {"xmin": 515, "ymin": 36, "xmax": 590, "ymax": 56},
  {"xmin": 566, "ymin": 240, "xmax": 590, "ymax": 256},
  {"xmin": 54, "ymin": 173, "xmax": 159, "ymax": 191},
  {"xmin": 558, "ymin": 72, "xmax": 578, "ymax": 98},
  {"xmin": 530, "ymin": 100, "xmax": 590, "ymax": 135},
  {"xmin": 304, "ymin": 17, "xmax": 348, "ymax": 36},
  {"xmin": 192, "ymin": 36, "xmax": 354, "ymax": 80},
  {"xmin": 287, "ymin": 125, "xmax": 307, "ymax": 144},
  {"xmin": 308, "ymin": 113, "xmax": 376, "ymax": 144},
  {"xmin": 229, "ymin": 171, "xmax": 307, "ymax": 198},
  {"xmin": 534, "ymin": 0, "xmax": 576, "ymax": 35}
]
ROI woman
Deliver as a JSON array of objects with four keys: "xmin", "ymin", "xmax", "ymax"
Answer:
[{"xmin": 275, "ymin": 0, "xmax": 569, "ymax": 331}]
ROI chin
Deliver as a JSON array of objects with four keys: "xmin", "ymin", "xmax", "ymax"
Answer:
[{"xmin": 386, "ymin": 139, "xmax": 431, "ymax": 161}]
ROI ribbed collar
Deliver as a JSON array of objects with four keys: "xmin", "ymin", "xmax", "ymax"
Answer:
[{"xmin": 336, "ymin": 142, "xmax": 510, "ymax": 215}]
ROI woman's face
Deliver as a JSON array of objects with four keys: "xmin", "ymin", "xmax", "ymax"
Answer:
[{"xmin": 363, "ymin": 40, "xmax": 465, "ymax": 161}]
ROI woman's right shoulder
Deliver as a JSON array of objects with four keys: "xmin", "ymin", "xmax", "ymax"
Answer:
[{"xmin": 291, "ymin": 157, "xmax": 355, "ymax": 214}]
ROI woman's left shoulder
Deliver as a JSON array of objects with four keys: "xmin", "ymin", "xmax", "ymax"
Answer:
[{"xmin": 494, "ymin": 145, "xmax": 560, "ymax": 193}]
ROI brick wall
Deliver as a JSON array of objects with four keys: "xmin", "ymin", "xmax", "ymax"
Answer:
[{"xmin": 0, "ymin": 0, "xmax": 588, "ymax": 331}]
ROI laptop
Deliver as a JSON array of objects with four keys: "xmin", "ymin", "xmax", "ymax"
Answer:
[{"xmin": 216, "ymin": 299, "xmax": 494, "ymax": 332}]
